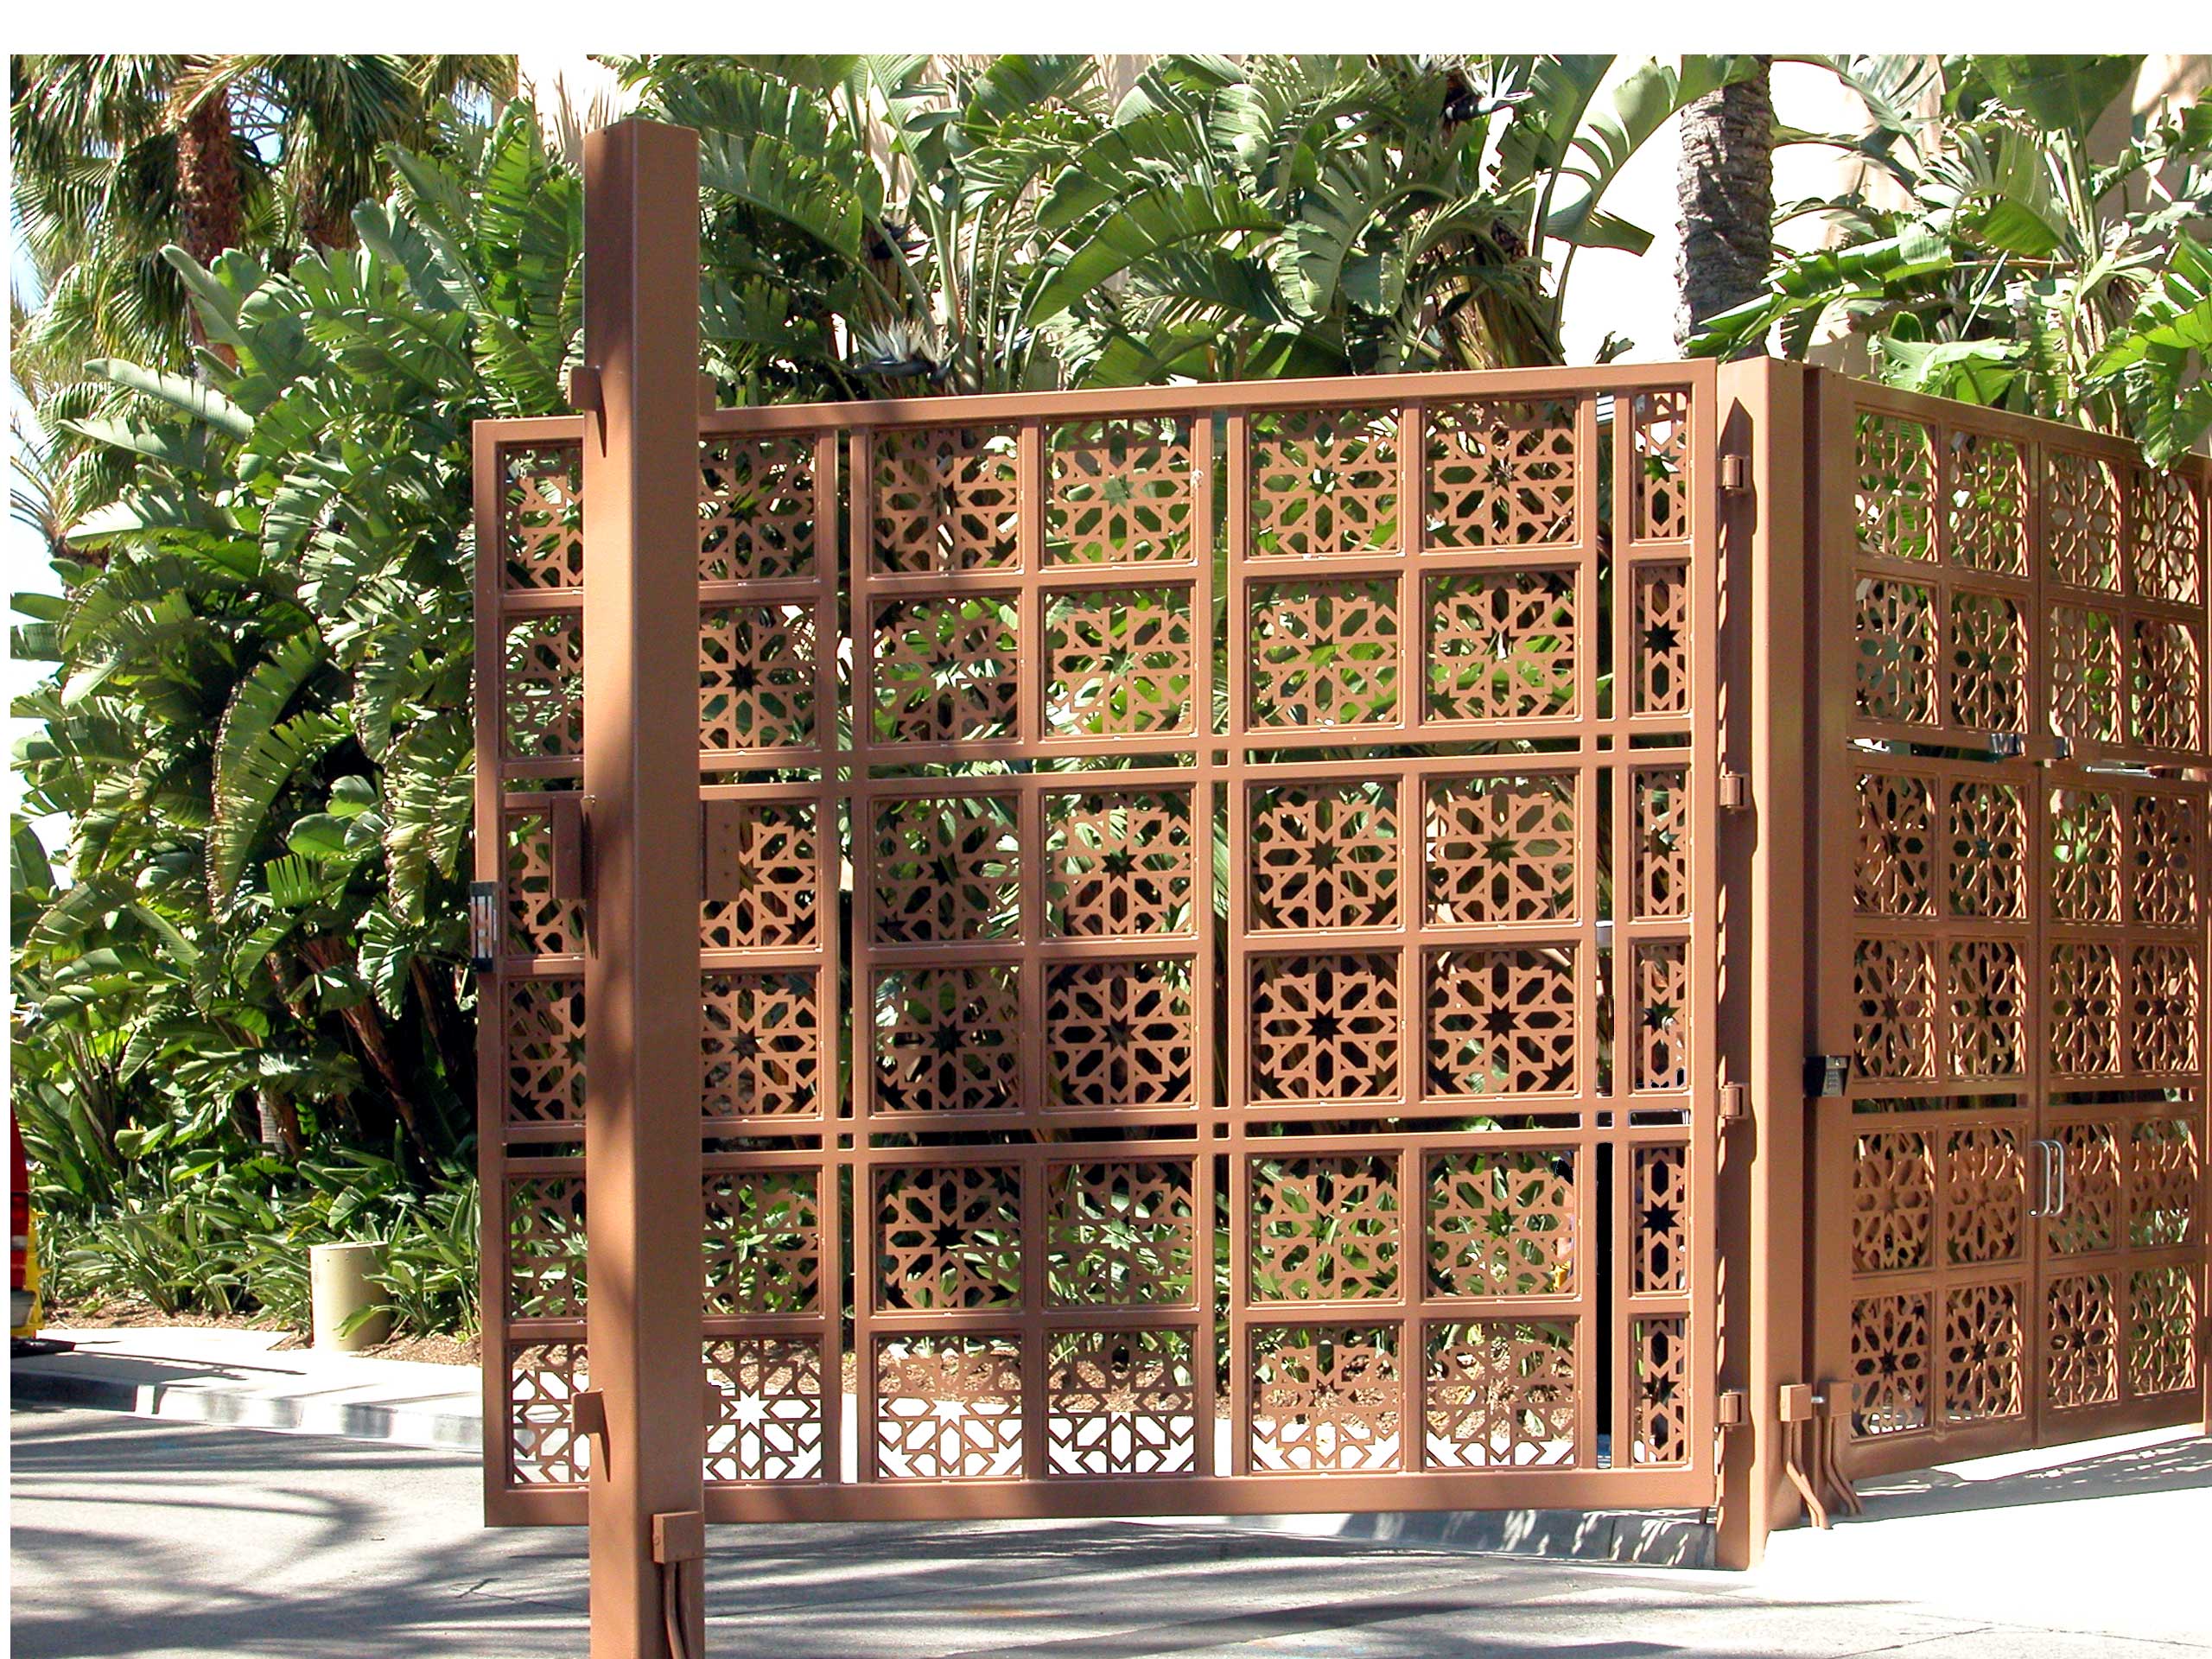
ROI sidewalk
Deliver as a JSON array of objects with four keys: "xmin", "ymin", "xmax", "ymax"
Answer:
[
  {"xmin": 10, "ymin": 1325, "xmax": 480, "ymax": 1451},
  {"xmin": 7, "ymin": 1324, "xmax": 1709, "ymax": 1565},
  {"xmin": 15, "ymin": 1319, "xmax": 2212, "ymax": 1639}
]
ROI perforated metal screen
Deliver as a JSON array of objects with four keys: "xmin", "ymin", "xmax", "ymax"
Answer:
[
  {"xmin": 472, "ymin": 365, "xmax": 1726, "ymax": 1523},
  {"xmin": 1813, "ymin": 382, "xmax": 2211, "ymax": 1478}
]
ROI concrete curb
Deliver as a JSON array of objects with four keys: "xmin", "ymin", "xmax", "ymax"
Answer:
[{"xmin": 11, "ymin": 1358, "xmax": 484, "ymax": 1452}]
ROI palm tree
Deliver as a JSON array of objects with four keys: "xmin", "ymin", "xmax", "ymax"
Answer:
[
  {"xmin": 1674, "ymin": 56, "xmax": 1774, "ymax": 351},
  {"xmin": 11, "ymin": 54, "xmax": 516, "ymax": 365}
]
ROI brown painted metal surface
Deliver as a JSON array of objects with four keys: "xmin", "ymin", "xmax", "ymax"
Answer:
[
  {"xmin": 474, "ymin": 358, "xmax": 1731, "ymax": 1536},
  {"xmin": 1807, "ymin": 375, "xmax": 2212, "ymax": 1484},
  {"xmin": 468, "ymin": 129, "xmax": 2212, "ymax": 1616}
]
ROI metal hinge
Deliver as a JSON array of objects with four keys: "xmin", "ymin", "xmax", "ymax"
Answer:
[
  {"xmin": 1719, "ymin": 1081, "xmax": 1749, "ymax": 1127},
  {"xmin": 1719, "ymin": 769, "xmax": 1751, "ymax": 810},
  {"xmin": 1778, "ymin": 1382, "xmax": 1816, "ymax": 1423},
  {"xmin": 567, "ymin": 364, "xmax": 602, "ymax": 416},
  {"xmin": 1719, "ymin": 453, "xmax": 1751, "ymax": 493}
]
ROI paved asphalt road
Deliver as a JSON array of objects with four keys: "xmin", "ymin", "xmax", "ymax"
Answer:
[{"xmin": 11, "ymin": 1405, "xmax": 2210, "ymax": 1658}]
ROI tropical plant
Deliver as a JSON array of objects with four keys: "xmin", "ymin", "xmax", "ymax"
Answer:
[
  {"xmin": 613, "ymin": 53, "xmax": 1761, "ymax": 397},
  {"xmin": 10, "ymin": 54, "xmax": 1766, "ymax": 1335},
  {"xmin": 13, "ymin": 104, "xmax": 583, "ymax": 1305},
  {"xmin": 11, "ymin": 54, "xmax": 518, "ymax": 365},
  {"xmin": 1688, "ymin": 54, "xmax": 2212, "ymax": 463}
]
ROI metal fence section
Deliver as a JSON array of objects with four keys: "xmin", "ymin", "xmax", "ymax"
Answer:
[
  {"xmin": 1809, "ymin": 378, "xmax": 2211, "ymax": 1484},
  {"xmin": 472, "ymin": 364, "xmax": 1726, "ymax": 1526}
]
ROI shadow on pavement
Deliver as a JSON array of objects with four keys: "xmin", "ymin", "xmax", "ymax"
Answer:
[
  {"xmin": 1851, "ymin": 1434, "xmax": 2212, "ymax": 1520},
  {"xmin": 19, "ymin": 1405, "xmax": 2176, "ymax": 1659}
]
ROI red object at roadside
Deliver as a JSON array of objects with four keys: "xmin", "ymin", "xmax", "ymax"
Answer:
[{"xmin": 11, "ymin": 1114, "xmax": 41, "ymax": 1336}]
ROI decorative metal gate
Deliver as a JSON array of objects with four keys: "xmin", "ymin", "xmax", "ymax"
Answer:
[
  {"xmin": 473, "ymin": 364, "xmax": 1726, "ymax": 1523},
  {"xmin": 1812, "ymin": 378, "xmax": 2210, "ymax": 1481}
]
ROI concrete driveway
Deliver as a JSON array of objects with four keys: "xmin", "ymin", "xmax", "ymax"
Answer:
[{"xmin": 10, "ymin": 1404, "xmax": 2209, "ymax": 1658}]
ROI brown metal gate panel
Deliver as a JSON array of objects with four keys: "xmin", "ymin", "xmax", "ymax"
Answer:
[
  {"xmin": 473, "ymin": 366, "xmax": 1726, "ymax": 1524},
  {"xmin": 1810, "ymin": 378, "xmax": 2211, "ymax": 1481}
]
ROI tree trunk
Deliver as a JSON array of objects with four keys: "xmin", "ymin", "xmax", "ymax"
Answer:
[
  {"xmin": 174, "ymin": 86, "xmax": 243, "ymax": 360},
  {"xmin": 256, "ymin": 1086, "xmax": 307, "ymax": 1161},
  {"xmin": 301, "ymin": 181, "xmax": 359, "ymax": 252},
  {"xmin": 175, "ymin": 88, "xmax": 243, "ymax": 273},
  {"xmin": 1675, "ymin": 60, "xmax": 1775, "ymax": 353},
  {"xmin": 296, "ymin": 933, "xmax": 430, "ymax": 1158}
]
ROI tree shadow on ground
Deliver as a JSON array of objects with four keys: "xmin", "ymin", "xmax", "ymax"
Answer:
[{"xmin": 1848, "ymin": 1433, "xmax": 2212, "ymax": 1521}]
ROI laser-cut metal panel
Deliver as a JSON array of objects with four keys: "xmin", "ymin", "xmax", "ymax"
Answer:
[
  {"xmin": 475, "ymin": 365, "xmax": 1724, "ymax": 1524},
  {"xmin": 1812, "ymin": 380, "xmax": 2211, "ymax": 1483}
]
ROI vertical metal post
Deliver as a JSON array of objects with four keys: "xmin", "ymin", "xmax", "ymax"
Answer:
[
  {"xmin": 1712, "ymin": 359, "xmax": 1814, "ymax": 1568},
  {"xmin": 581, "ymin": 118, "xmax": 705, "ymax": 1659}
]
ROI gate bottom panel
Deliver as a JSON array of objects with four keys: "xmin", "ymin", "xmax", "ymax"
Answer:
[{"xmin": 491, "ymin": 1469, "xmax": 1716, "ymax": 1528}]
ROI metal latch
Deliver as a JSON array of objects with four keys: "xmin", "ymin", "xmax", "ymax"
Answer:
[
  {"xmin": 702, "ymin": 798, "xmax": 765, "ymax": 901},
  {"xmin": 1804, "ymin": 1054, "xmax": 1849, "ymax": 1097},
  {"xmin": 653, "ymin": 1510, "xmax": 705, "ymax": 1565},
  {"xmin": 468, "ymin": 880, "xmax": 500, "ymax": 971}
]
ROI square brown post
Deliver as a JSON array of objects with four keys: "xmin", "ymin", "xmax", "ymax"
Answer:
[
  {"xmin": 1713, "ymin": 358, "xmax": 1815, "ymax": 1567},
  {"xmin": 581, "ymin": 118, "xmax": 706, "ymax": 1659}
]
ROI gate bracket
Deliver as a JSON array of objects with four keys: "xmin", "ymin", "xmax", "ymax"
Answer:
[
  {"xmin": 548, "ymin": 793, "xmax": 591, "ymax": 905},
  {"xmin": 572, "ymin": 1388, "xmax": 608, "ymax": 1463},
  {"xmin": 652, "ymin": 1510, "xmax": 705, "ymax": 1564}
]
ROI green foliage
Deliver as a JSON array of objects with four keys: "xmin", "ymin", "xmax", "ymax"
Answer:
[
  {"xmin": 14, "ymin": 103, "xmax": 577, "ymax": 1323},
  {"xmin": 36, "ymin": 1142, "xmax": 480, "ymax": 1339},
  {"xmin": 11, "ymin": 54, "xmax": 1746, "ymax": 1334},
  {"xmin": 613, "ymin": 53, "xmax": 1750, "ymax": 390},
  {"xmin": 1691, "ymin": 55, "xmax": 2212, "ymax": 464}
]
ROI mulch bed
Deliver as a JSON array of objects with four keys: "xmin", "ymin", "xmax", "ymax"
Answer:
[{"xmin": 43, "ymin": 1295, "xmax": 480, "ymax": 1367}]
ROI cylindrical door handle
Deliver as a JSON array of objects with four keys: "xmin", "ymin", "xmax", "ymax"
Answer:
[
  {"xmin": 2027, "ymin": 1138, "xmax": 2056, "ymax": 1218},
  {"xmin": 2051, "ymin": 1135, "xmax": 2068, "ymax": 1217}
]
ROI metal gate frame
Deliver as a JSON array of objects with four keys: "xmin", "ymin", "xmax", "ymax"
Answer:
[
  {"xmin": 1803, "ymin": 372, "xmax": 2212, "ymax": 1489},
  {"xmin": 463, "ymin": 126, "xmax": 2212, "ymax": 1655}
]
